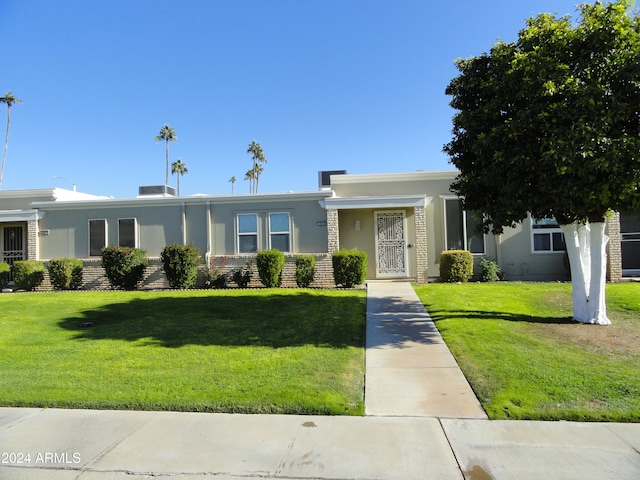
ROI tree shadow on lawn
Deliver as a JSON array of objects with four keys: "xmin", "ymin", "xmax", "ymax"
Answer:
[
  {"xmin": 424, "ymin": 305, "xmax": 576, "ymax": 325},
  {"xmin": 58, "ymin": 292, "xmax": 366, "ymax": 349}
]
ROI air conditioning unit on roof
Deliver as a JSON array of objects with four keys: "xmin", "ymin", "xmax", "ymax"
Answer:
[
  {"xmin": 138, "ymin": 185, "xmax": 176, "ymax": 197},
  {"xmin": 318, "ymin": 170, "xmax": 347, "ymax": 190}
]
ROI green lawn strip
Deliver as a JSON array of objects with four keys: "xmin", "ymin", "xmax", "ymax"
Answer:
[
  {"xmin": 414, "ymin": 282, "xmax": 640, "ymax": 422},
  {"xmin": 0, "ymin": 289, "xmax": 366, "ymax": 415}
]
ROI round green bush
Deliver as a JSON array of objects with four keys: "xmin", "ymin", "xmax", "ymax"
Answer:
[
  {"xmin": 332, "ymin": 250, "xmax": 367, "ymax": 288},
  {"xmin": 480, "ymin": 257, "xmax": 501, "ymax": 282},
  {"xmin": 12, "ymin": 260, "xmax": 46, "ymax": 291},
  {"xmin": 101, "ymin": 246, "xmax": 148, "ymax": 290},
  {"xmin": 439, "ymin": 250, "xmax": 473, "ymax": 283},
  {"xmin": 295, "ymin": 254, "xmax": 316, "ymax": 288},
  {"xmin": 0, "ymin": 262, "xmax": 10, "ymax": 289},
  {"xmin": 47, "ymin": 258, "xmax": 84, "ymax": 290},
  {"xmin": 256, "ymin": 249, "xmax": 285, "ymax": 287},
  {"xmin": 161, "ymin": 243, "xmax": 201, "ymax": 289}
]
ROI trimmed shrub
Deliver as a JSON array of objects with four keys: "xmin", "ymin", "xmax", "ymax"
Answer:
[
  {"xmin": 480, "ymin": 257, "xmax": 501, "ymax": 282},
  {"xmin": 332, "ymin": 250, "xmax": 367, "ymax": 288},
  {"xmin": 161, "ymin": 243, "xmax": 201, "ymax": 289},
  {"xmin": 101, "ymin": 246, "xmax": 148, "ymax": 290},
  {"xmin": 47, "ymin": 258, "xmax": 84, "ymax": 290},
  {"xmin": 0, "ymin": 262, "xmax": 10, "ymax": 289},
  {"xmin": 440, "ymin": 250, "xmax": 473, "ymax": 283},
  {"xmin": 12, "ymin": 260, "xmax": 46, "ymax": 291},
  {"xmin": 204, "ymin": 256, "xmax": 227, "ymax": 289},
  {"xmin": 295, "ymin": 254, "xmax": 316, "ymax": 288},
  {"xmin": 256, "ymin": 249, "xmax": 285, "ymax": 287},
  {"xmin": 232, "ymin": 260, "xmax": 253, "ymax": 288}
]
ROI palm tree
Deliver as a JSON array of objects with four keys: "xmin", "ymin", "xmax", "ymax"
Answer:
[
  {"xmin": 155, "ymin": 124, "xmax": 176, "ymax": 187},
  {"xmin": 244, "ymin": 168, "xmax": 256, "ymax": 193},
  {"xmin": 0, "ymin": 92, "xmax": 22, "ymax": 189},
  {"xmin": 171, "ymin": 158, "xmax": 188, "ymax": 196},
  {"xmin": 246, "ymin": 141, "xmax": 267, "ymax": 193},
  {"xmin": 229, "ymin": 176, "xmax": 236, "ymax": 194}
]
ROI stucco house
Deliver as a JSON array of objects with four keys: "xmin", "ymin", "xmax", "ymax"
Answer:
[{"xmin": 0, "ymin": 170, "xmax": 637, "ymax": 289}]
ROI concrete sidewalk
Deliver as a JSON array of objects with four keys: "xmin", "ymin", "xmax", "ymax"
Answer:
[{"xmin": 0, "ymin": 282, "xmax": 639, "ymax": 480}]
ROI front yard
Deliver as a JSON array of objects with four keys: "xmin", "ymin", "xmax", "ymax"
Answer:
[
  {"xmin": 414, "ymin": 282, "xmax": 640, "ymax": 422},
  {"xmin": 0, "ymin": 289, "xmax": 366, "ymax": 415}
]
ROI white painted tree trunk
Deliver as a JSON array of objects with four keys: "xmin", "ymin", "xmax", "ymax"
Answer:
[{"xmin": 560, "ymin": 222, "xmax": 611, "ymax": 325}]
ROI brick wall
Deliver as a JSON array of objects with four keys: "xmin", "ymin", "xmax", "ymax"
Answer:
[
  {"xmin": 36, "ymin": 254, "xmax": 336, "ymax": 291},
  {"xmin": 414, "ymin": 205, "xmax": 428, "ymax": 284},
  {"xmin": 326, "ymin": 209, "xmax": 339, "ymax": 254},
  {"xmin": 606, "ymin": 212, "xmax": 622, "ymax": 282}
]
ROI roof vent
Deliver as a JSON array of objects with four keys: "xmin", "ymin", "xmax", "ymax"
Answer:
[
  {"xmin": 318, "ymin": 170, "xmax": 347, "ymax": 190},
  {"xmin": 138, "ymin": 185, "xmax": 176, "ymax": 197}
]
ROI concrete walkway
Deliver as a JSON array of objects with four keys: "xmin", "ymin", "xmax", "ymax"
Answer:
[
  {"xmin": 365, "ymin": 282, "xmax": 487, "ymax": 418},
  {"xmin": 0, "ymin": 282, "xmax": 639, "ymax": 480}
]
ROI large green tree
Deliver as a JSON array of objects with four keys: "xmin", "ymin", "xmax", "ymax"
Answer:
[
  {"xmin": 444, "ymin": 1, "xmax": 640, "ymax": 325},
  {"xmin": 0, "ymin": 92, "xmax": 22, "ymax": 189},
  {"xmin": 155, "ymin": 124, "xmax": 177, "ymax": 187}
]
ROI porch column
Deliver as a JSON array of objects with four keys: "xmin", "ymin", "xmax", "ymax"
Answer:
[
  {"xmin": 414, "ymin": 205, "xmax": 428, "ymax": 284},
  {"xmin": 27, "ymin": 219, "xmax": 38, "ymax": 260},
  {"xmin": 606, "ymin": 212, "xmax": 622, "ymax": 282},
  {"xmin": 326, "ymin": 209, "xmax": 339, "ymax": 254}
]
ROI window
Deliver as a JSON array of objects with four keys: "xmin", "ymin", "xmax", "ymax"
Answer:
[
  {"xmin": 89, "ymin": 219, "xmax": 107, "ymax": 256},
  {"xmin": 118, "ymin": 218, "xmax": 137, "ymax": 248},
  {"xmin": 269, "ymin": 212, "xmax": 291, "ymax": 252},
  {"xmin": 532, "ymin": 217, "xmax": 566, "ymax": 252},
  {"xmin": 444, "ymin": 198, "xmax": 485, "ymax": 254},
  {"xmin": 237, "ymin": 213, "xmax": 258, "ymax": 254}
]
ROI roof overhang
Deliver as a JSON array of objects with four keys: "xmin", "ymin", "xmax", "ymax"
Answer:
[
  {"xmin": 329, "ymin": 170, "xmax": 458, "ymax": 185},
  {"xmin": 0, "ymin": 209, "xmax": 42, "ymax": 222},
  {"xmin": 321, "ymin": 195, "xmax": 431, "ymax": 210}
]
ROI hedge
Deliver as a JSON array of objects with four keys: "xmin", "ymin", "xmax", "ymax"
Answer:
[
  {"xmin": 101, "ymin": 246, "xmax": 148, "ymax": 290},
  {"xmin": 439, "ymin": 250, "xmax": 473, "ymax": 283},
  {"xmin": 295, "ymin": 254, "xmax": 316, "ymax": 288},
  {"xmin": 161, "ymin": 243, "xmax": 201, "ymax": 289},
  {"xmin": 332, "ymin": 250, "xmax": 367, "ymax": 288},
  {"xmin": 47, "ymin": 258, "xmax": 84, "ymax": 290},
  {"xmin": 256, "ymin": 249, "xmax": 285, "ymax": 288},
  {"xmin": 12, "ymin": 260, "xmax": 46, "ymax": 291}
]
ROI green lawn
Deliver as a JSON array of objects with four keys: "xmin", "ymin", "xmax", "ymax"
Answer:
[
  {"xmin": 414, "ymin": 282, "xmax": 640, "ymax": 422},
  {"xmin": 0, "ymin": 289, "xmax": 366, "ymax": 415}
]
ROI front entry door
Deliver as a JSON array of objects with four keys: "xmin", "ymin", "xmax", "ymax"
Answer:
[
  {"xmin": 375, "ymin": 210, "xmax": 408, "ymax": 278},
  {"xmin": 2, "ymin": 225, "xmax": 25, "ymax": 280}
]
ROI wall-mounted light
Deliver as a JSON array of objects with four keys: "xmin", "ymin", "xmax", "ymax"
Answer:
[{"xmin": 355, "ymin": 219, "xmax": 361, "ymax": 231}]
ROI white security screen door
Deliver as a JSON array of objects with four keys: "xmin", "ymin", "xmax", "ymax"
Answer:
[
  {"xmin": 375, "ymin": 210, "xmax": 408, "ymax": 277},
  {"xmin": 1, "ymin": 225, "xmax": 25, "ymax": 280}
]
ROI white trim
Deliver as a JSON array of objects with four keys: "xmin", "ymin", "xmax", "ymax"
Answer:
[
  {"xmin": 117, "ymin": 218, "xmax": 138, "ymax": 248},
  {"xmin": 0, "ymin": 209, "xmax": 40, "ymax": 222},
  {"xmin": 330, "ymin": 170, "xmax": 458, "ymax": 185},
  {"xmin": 236, "ymin": 213, "xmax": 259, "ymax": 255},
  {"xmin": 268, "ymin": 212, "xmax": 292, "ymax": 252},
  {"xmin": 323, "ymin": 195, "xmax": 431, "ymax": 210},
  {"xmin": 530, "ymin": 215, "xmax": 565, "ymax": 254},
  {"xmin": 32, "ymin": 190, "xmax": 333, "ymax": 210}
]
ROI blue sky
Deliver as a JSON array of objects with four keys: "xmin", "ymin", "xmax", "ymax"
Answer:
[{"xmin": 1, "ymin": 0, "xmax": 584, "ymax": 198}]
